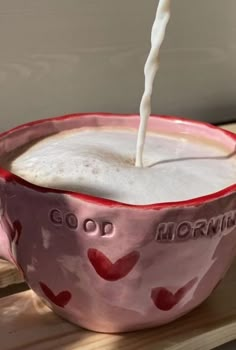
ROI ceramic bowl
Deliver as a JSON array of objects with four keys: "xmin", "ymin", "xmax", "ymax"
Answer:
[{"xmin": 0, "ymin": 113, "xmax": 236, "ymax": 333}]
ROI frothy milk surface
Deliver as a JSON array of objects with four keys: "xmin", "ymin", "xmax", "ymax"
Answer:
[{"xmin": 6, "ymin": 127, "xmax": 236, "ymax": 204}]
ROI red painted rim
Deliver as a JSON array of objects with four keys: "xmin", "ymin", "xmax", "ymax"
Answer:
[{"xmin": 0, "ymin": 113, "xmax": 235, "ymax": 210}]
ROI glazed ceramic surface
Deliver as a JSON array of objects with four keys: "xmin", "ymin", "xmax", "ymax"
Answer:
[{"xmin": 0, "ymin": 113, "xmax": 236, "ymax": 333}]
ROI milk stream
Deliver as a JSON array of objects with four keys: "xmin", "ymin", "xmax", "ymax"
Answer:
[{"xmin": 135, "ymin": 0, "xmax": 171, "ymax": 167}]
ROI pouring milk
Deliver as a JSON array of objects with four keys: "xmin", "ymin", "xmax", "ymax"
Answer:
[{"xmin": 136, "ymin": 0, "xmax": 171, "ymax": 167}]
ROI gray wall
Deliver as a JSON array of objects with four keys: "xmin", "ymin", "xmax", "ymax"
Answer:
[{"xmin": 0, "ymin": 0, "xmax": 235, "ymax": 131}]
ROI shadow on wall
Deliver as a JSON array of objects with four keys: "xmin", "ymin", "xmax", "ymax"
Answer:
[{"xmin": 165, "ymin": 104, "xmax": 236, "ymax": 125}]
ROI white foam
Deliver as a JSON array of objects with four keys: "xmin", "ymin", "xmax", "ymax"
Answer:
[{"xmin": 8, "ymin": 127, "xmax": 236, "ymax": 204}]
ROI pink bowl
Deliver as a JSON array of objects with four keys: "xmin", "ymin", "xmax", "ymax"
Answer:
[{"xmin": 0, "ymin": 113, "xmax": 236, "ymax": 333}]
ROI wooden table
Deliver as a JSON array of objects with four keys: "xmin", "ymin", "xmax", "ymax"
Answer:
[
  {"xmin": 0, "ymin": 122, "xmax": 236, "ymax": 350},
  {"xmin": 0, "ymin": 259, "xmax": 24, "ymax": 289},
  {"xmin": 0, "ymin": 260, "xmax": 235, "ymax": 350}
]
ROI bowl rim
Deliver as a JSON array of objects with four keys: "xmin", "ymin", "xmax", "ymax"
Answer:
[{"xmin": 0, "ymin": 113, "xmax": 235, "ymax": 210}]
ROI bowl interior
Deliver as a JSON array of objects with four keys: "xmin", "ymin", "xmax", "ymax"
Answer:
[{"xmin": 0, "ymin": 113, "xmax": 235, "ymax": 209}]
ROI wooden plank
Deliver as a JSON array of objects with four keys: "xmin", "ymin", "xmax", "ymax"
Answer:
[
  {"xmin": 0, "ymin": 260, "xmax": 235, "ymax": 350},
  {"xmin": 0, "ymin": 282, "xmax": 28, "ymax": 299},
  {"xmin": 0, "ymin": 259, "xmax": 24, "ymax": 289}
]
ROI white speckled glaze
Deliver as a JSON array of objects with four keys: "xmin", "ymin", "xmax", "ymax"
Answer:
[{"xmin": 0, "ymin": 113, "xmax": 236, "ymax": 333}]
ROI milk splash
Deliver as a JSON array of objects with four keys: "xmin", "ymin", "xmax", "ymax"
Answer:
[{"xmin": 135, "ymin": 0, "xmax": 171, "ymax": 167}]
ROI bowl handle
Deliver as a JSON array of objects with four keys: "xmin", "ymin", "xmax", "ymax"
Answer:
[{"xmin": 0, "ymin": 213, "xmax": 15, "ymax": 263}]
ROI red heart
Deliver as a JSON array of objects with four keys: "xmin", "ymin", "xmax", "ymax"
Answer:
[
  {"xmin": 88, "ymin": 249, "xmax": 140, "ymax": 281},
  {"xmin": 151, "ymin": 278, "xmax": 197, "ymax": 311},
  {"xmin": 39, "ymin": 282, "xmax": 71, "ymax": 308}
]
